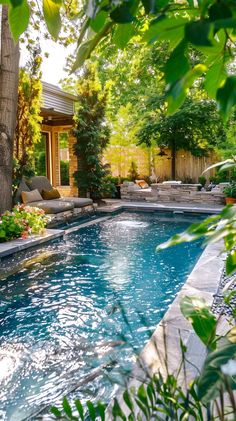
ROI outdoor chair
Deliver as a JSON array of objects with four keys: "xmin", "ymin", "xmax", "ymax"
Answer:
[
  {"xmin": 15, "ymin": 176, "xmax": 93, "ymax": 215},
  {"xmin": 29, "ymin": 176, "xmax": 93, "ymax": 208}
]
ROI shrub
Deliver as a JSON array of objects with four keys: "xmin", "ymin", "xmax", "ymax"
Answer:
[
  {"xmin": 198, "ymin": 175, "xmax": 206, "ymax": 186},
  {"xmin": 223, "ymin": 182, "xmax": 236, "ymax": 198},
  {"xmin": 60, "ymin": 160, "xmax": 69, "ymax": 186},
  {"xmin": 100, "ymin": 176, "xmax": 117, "ymax": 198},
  {"xmin": 0, "ymin": 205, "xmax": 48, "ymax": 242}
]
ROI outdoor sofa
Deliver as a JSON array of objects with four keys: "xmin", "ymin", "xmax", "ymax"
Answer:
[{"xmin": 15, "ymin": 176, "xmax": 93, "ymax": 215}]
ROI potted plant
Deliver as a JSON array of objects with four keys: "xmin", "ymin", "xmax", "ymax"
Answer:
[{"xmin": 223, "ymin": 182, "xmax": 236, "ymax": 204}]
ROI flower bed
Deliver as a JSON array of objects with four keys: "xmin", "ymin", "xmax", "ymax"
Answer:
[{"xmin": 0, "ymin": 205, "xmax": 49, "ymax": 242}]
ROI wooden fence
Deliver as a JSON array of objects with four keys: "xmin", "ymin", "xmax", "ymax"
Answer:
[{"xmin": 103, "ymin": 145, "xmax": 218, "ymax": 183}]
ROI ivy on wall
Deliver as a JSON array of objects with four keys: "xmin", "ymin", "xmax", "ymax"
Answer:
[
  {"xmin": 73, "ymin": 64, "xmax": 111, "ymax": 200},
  {"xmin": 13, "ymin": 48, "xmax": 43, "ymax": 191}
]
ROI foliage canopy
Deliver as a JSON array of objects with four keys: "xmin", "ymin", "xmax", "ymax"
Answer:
[{"xmin": 4, "ymin": 0, "xmax": 236, "ymax": 120}]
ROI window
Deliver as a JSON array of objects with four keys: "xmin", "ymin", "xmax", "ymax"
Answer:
[
  {"xmin": 59, "ymin": 132, "xmax": 69, "ymax": 186},
  {"xmin": 35, "ymin": 132, "xmax": 51, "ymax": 178}
]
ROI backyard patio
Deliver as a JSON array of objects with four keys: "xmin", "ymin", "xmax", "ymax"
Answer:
[{"xmin": 0, "ymin": 1, "xmax": 236, "ymax": 420}]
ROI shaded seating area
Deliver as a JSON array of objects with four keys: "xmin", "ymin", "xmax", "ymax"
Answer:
[{"xmin": 15, "ymin": 176, "xmax": 94, "ymax": 222}]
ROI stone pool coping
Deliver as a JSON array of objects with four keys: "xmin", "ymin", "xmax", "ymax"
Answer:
[
  {"xmin": 0, "ymin": 229, "xmax": 64, "ymax": 260},
  {"xmin": 106, "ymin": 239, "xmax": 225, "ymax": 419},
  {"xmin": 0, "ymin": 203, "xmax": 221, "ymax": 260},
  {"xmin": 98, "ymin": 199, "xmax": 224, "ymax": 214}
]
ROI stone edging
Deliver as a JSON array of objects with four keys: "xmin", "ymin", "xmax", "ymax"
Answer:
[
  {"xmin": 106, "ymin": 239, "xmax": 224, "ymax": 418},
  {"xmin": 0, "ymin": 229, "xmax": 64, "ymax": 260}
]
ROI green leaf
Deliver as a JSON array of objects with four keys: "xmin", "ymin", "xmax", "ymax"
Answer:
[
  {"xmin": 209, "ymin": 2, "xmax": 232, "ymax": 22},
  {"xmin": 185, "ymin": 20, "xmax": 212, "ymax": 46},
  {"xmin": 62, "ymin": 397, "xmax": 73, "ymax": 418},
  {"xmin": 75, "ymin": 399, "xmax": 84, "ymax": 420},
  {"xmin": 180, "ymin": 296, "xmax": 217, "ymax": 350},
  {"xmin": 198, "ymin": 340, "xmax": 236, "ymax": 403},
  {"xmin": 123, "ymin": 390, "xmax": 134, "ymax": 412},
  {"xmin": 141, "ymin": 0, "xmax": 169, "ymax": 14},
  {"xmin": 137, "ymin": 384, "xmax": 150, "ymax": 417},
  {"xmin": 71, "ymin": 21, "xmax": 114, "ymax": 71},
  {"xmin": 205, "ymin": 58, "xmax": 226, "ymax": 99},
  {"xmin": 164, "ymin": 40, "xmax": 190, "ymax": 84},
  {"xmin": 90, "ymin": 11, "xmax": 107, "ymax": 33},
  {"xmin": 113, "ymin": 23, "xmax": 136, "ymax": 49},
  {"xmin": 202, "ymin": 158, "xmax": 235, "ymax": 173},
  {"xmin": 112, "ymin": 398, "xmax": 127, "ymax": 420},
  {"xmin": 110, "ymin": 5, "xmax": 135, "ymax": 23},
  {"xmin": 86, "ymin": 401, "xmax": 96, "ymax": 421},
  {"xmin": 167, "ymin": 64, "xmax": 206, "ymax": 114},
  {"xmin": 143, "ymin": 16, "xmax": 188, "ymax": 47},
  {"xmin": 72, "ymin": 40, "xmax": 94, "ymax": 71},
  {"xmin": 43, "ymin": 0, "xmax": 62, "ymax": 39},
  {"xmin": 8, "ymin": 0, "xmax": 30, "ymax": 41},
  {"xmin": 9, "ymin": 0, "xmax": 23, "ymax": 6},
  {"xmin": 226, "ymin": 250, "xmax": 236, "ymax": 275},
  {"xmin": 50, "ymin": 406, "xmax": 62, "ymax": 418},
  {"xmin": 220, "ymin": 162, "xmax": 236, "ymax": 172},
  {"xmin": 216, "ymin": 76, "xmax": 236, "ymax": 121},
  {"xmin": 97, "ymin": 401, "xmax": 106, "ymax": 421},
  {"xmin": 214, "ymin": 17, "xmax": 236, "ymax": 30}
]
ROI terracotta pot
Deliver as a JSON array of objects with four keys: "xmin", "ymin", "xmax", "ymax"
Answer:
[{"xmin": 225, "ymin": 197, "xmax": 236, "ymax": 205}]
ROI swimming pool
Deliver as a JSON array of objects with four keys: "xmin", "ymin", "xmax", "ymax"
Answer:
[{"xmin": 0, "ymin": 211, "xmax": 204, "ymax": 420}]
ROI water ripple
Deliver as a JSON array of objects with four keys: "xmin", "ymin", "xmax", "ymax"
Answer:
[{"xmin": 0, "ymin": 211, "xmax": 204, "ymax": 420}]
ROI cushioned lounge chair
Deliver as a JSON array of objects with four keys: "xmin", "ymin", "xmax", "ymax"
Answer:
[
  {"xmin": 29, "ymin": 176, "xmax": 93, "ymax": 208},
  {"xmin": 15, "ymin": 179, "xmax": 74, "ymax": 214}
]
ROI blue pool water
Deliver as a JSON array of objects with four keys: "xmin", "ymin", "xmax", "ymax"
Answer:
[{"xmin": 0, "ymin": 211, "xmax": 204, "ymax": 420}]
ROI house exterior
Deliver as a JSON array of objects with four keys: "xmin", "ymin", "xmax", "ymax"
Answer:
[
  {"xmin": 40, "ymin": 82, "xmax": 78, "ymax": 197},
  {"xmin": 40, "ymin": 82, "xmax": 217, "ymax": 196}
]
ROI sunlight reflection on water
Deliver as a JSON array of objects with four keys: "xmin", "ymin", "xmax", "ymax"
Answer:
[{"xmin": 0, "ymin": 211, "xmax": 204, "ymax": 420}]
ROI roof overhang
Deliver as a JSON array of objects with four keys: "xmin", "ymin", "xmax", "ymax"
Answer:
[{"xmin": 41, "ymin": 81, "xmax": 78, "ymax": 126}]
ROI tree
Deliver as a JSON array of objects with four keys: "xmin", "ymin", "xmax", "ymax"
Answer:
[
  {"xmin": 6, "ymin": 0, "xmax": 236, "ymax": 122},
  {"xmin": 137, "ymin": 97, "xmax": 226, "ymax": 179},
  {"xmin": 105, "ymin": 103, "xmax": 140, "ymax": 178},
  {"xmin": 73, "ymin": 65, "xmax": 110, "ymax": 199},
  {"xmin": 0, "ymin": 5, "xmax": 20, "ymax": 214}
]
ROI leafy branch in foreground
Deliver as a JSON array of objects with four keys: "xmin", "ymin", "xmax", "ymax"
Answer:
[
  {"xmin": 4, "ymin": 0, "xmax": 236, "ymax": 120},
  {"xmin": 48, "ymin": 294, "xmax": 236, "ymax": 420},
  {"xmin": 157, "ymin": 205, "xmax": 236, "ymax": 276}
]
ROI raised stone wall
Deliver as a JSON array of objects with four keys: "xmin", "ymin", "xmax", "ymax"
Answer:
[{"xmin": 120, "ymin": 183, "xmax": 225, "ymax": 205}]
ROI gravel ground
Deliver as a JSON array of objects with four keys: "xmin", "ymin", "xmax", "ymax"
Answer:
[{"xmin": 212, "ymin": 269, "xmax": 236, "ymax": 317}]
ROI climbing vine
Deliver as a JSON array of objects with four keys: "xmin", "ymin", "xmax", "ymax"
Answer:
[
  {"xmin": 13, "ymin": 47, "xmax": 43, "ymax": 193},
  {"xmin": 73, "ymin": 64, "xmax": 112, "ymax": 200}
]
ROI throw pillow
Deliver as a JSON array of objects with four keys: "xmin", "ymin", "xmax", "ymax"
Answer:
[
  {"xmin": 41, "ymin": 188, "xmax": 61, "ymax": 200},
  {"xmin": 21, "ymin": 189, "xmax": 43, "ymax": 204},
  {"xmin": 135, "ymin": 180, "xmax": 149, "ymax": 189}
]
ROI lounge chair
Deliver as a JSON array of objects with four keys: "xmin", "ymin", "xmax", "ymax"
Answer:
[
  {"xmin": 15, "ymin": 177, "xmax": 93, "ymax": 215},
  {"xmin": 28, "ymin": 176, "xmax": 93, "ymax": 209}
]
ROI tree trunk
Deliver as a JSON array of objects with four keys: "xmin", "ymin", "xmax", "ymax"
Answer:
[
  {"xmin": 0, "ymin": 6, "xmax": 20, "ymax": 214},
  {"xmin": 171, "ymin": 139, "xmax": 176, "ymax": 180}
]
